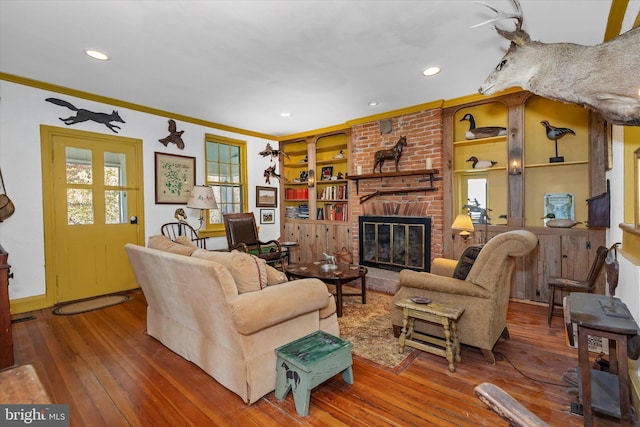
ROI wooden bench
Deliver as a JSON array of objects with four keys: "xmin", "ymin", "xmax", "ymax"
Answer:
[{"xmin": 275, "ymin": 330, "xmax": 353, "ymax": 416}]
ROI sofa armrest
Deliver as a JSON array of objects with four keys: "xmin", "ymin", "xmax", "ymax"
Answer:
[
  {"xmin": 431, "ymin": 258, "xmax": 458, "ymax": 277},
  {"xmin": 399, "ymin": 269, "xmax": 491, "ymax": 299},
  {"xmin": 231, "ymin": 278, "xmax": 330, "ymax": 335}
]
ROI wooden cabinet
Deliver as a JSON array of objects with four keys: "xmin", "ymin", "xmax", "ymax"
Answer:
[
  {"xmin": 280, "ymin": 130, "xmax": 351, "ymax": 262},
  {"xmin": 443, "ymin": 91, "xmax": 607, "ymax": 302},
  {"xmin": 281, "ymin": 219, "xmax": 351, "ymax": 263}
]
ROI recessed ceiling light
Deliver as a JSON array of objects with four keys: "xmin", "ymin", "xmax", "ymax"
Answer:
[
  {"xmin": 84, "ymin": 49, "xmax": 110, "ymax": 61},
  {"xmin": 422, "ymin": 66, "xmax": 441, "ymax": 76},
  {"xmin": 368, "ymin": 101, "xmax": 379, "ymax": 107},
  {"xmin": 280, "ymin": 112, "xmax": 292, "ymax": 118}
]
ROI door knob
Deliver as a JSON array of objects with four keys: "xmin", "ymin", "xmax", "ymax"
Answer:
[{"xmin": 130, "ymin": 216, "xmax": 138, "ymax": 224}]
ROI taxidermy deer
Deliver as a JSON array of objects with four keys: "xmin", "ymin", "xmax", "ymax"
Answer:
[{"xmin": 473, "ymin": 0, "xmax": 640, "ymax": 126}]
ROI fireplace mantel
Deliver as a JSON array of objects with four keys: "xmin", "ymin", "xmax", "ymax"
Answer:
[{"xmin": 346, "ymin": 169, "xmax": 440, "ymax": 195}]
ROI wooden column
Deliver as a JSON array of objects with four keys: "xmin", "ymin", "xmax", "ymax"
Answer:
[{"xmin": 0, "ymin": 244, "xmax": 14, "ymax": 370}]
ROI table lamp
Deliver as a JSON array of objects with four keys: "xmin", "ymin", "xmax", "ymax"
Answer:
[
  {"xmin": 452, "ymin": 213, "xmax": 474, "ymax": 241},
  {"xmin": 187, "ymin": 185, "xmax": 218, "ymax": 230}
]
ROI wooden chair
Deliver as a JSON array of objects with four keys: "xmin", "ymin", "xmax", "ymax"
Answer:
[
  {"xmin": 547, "ymin": 245, "xmax": 608, "ymax": 326},
  {"xmin": 161, "ymin": 222, "xmax": 207, "ymax": 249},
  {"xmin": 223, "ymin": 213, "xmax": 284, "ymax": 267}
]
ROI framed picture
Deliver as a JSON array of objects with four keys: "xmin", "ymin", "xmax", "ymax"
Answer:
[
  {"xmin": 321, "ymin": 166, "xmax": 333, "ymax": 180},
  {"xmin": 155, "ymin": 152, "xmax": 196, "ymax": 204},
  {"xmin": 260, "ymin": 209, "xmax": 275, "ymax": 224},
  {"xmin": 256, "ymin": 186, "xmax": 277, "ymax": 207},
  {"xmin": 543, "ymin": 193, "xmax": 575, "ymax": 225}
]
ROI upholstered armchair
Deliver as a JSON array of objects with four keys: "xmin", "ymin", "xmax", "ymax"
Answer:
[{"xmin": 391, "ymin": 229, "xmax": 537, "ymax": 364}]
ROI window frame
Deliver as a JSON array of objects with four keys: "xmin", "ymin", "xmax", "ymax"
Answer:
[{"xmin": 199, "ymin": 134, "xmax": 248, "ymax": 237}]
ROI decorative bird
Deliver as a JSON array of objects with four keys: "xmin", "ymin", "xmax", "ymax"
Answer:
[
  {"xmin": 540, "ymin": 120, "xmax": 575, "ymax": 163},
  {"xmin": 460, "ymin": 113, "xmax": 506, "ymax": 140},
  {"xmin": 259, "ymin": 142, "xmax": 289, "ymax": 159},
  {"xmin": 263, "ymin": 164, "xmax": 280, "ymax": 184},
  {"xmin": 466, "ymin": 156, "xmax": 497, "ymax": 169},
  {"xmin": 159, "ymin": 119, "xmax": 185, "ymax": 149}
]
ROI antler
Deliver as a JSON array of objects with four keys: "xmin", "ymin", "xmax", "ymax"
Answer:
[
  {"xmin": 470, "ymin": 0, "xmax": 523, "ymax": 30},
  {"xmin": 470, "ymin": 0, "xmax": 530, "ymax": 44}
]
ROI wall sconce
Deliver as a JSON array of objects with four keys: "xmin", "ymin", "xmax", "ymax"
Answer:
[
  {"xmin": 509, "ymin": 159, "xmax": 522, "ymax": 175},
  {"xmin": 307, "ymin": 169, "xmax": 316, "ymax": 188},
  {"xmin": 452, "ymin": 213, "xmax": 474, "ymax": 241},
  {"xmin": 187, "ymin": 185, "xmax": 218, "ymax": 230}
]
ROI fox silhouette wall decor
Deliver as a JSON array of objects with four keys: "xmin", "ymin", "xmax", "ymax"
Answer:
[{"xmin": 45, "ymin": 98, "xmax": 126, "ymax": 133}]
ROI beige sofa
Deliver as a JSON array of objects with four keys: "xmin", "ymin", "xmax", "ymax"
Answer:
[
  {"xmin": 391, "ymin": 230, "xmax": 537, "ymax": 363},
  {"xmin": 125, "ymin": 236, "xmax": 339, "ymax": 404}
]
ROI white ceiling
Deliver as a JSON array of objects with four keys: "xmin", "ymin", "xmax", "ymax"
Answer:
[{"xmin": 1, "ymin": 0, "xmax": 638, "ymax": 137}]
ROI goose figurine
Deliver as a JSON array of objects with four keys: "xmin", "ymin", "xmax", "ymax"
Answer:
[
  {"xmin": 466, "ymin": 156, "xmax": 497, "ymax": 169},
  {"xmin": 460, "ymin": 113, "xmax": 507, "ymax": 140}
]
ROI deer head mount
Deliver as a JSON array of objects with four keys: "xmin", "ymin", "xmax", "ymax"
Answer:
[{"xmin": 473, "ymin": 0, "xmax": 640, "ymax": 126}]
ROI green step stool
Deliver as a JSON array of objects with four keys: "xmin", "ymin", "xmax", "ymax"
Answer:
[{"xmin": 275, "ymin": 330, "xmax": 354, "ymax": 416}]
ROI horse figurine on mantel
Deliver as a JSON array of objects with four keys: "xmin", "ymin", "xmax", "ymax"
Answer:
[{"xmin": 373, "ymin": 136, "xmax": 407, "ymax": 173}]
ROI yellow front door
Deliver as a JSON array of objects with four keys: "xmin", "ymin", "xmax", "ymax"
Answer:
[{"xmin": 41, "ymin": 126, "xmax": 144, "ymax": 303}]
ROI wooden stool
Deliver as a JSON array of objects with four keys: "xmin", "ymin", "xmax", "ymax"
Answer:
[
  {"xmin": 275, "ymin": 330, "xmax": 353, "ymax": 416},
  {"xmin": 395, "ymin": 298, "xmax": 464, "ymax": 372}
]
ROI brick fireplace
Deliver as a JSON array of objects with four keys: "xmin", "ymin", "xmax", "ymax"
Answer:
[{"xmin": 348, "ymin": 108, "xmax": 444, "ymax": 267}]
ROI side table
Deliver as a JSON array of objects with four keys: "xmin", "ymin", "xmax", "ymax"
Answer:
[
  {"xmin": 395, "ymin": 298, "xmax": 464, "ymax": 372},
  {"xmin": 568, "ymin": 293, "xmax": 639, "ymax": 426}
]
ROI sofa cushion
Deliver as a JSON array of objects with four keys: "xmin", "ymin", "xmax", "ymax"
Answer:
[
  {"xmin": 452, "ymin": 245, "xmax": 483, "ymax": 280},
  {"xmin": 148, "ymin": 235, "xmax": 197, "ymax": 256},
  {"xmin": 191, "ymin": 249, "xmax": 267, "ymax": 293}
]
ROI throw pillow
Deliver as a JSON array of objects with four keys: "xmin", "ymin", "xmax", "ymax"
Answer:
[
  {"xmin": 174, "ymin": 235, "xmax": 197, "ymax": 248},
  {"xmin": 191, "ymin": 249, "xmax": 267, "ymax": 293},
  {"xmin": 452, "ymin": 245, "xmax": 483, "ymax": 280},
  {"xmin": 265, "ymin": 264, "xmax": 288, "ymax": 286},
  {"xmin": 148, "ymin": 235, "xmax": 196, "ymax": 256}
]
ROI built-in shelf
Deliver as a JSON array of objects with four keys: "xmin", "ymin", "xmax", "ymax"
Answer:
[{"xmin": 525, "ymin": 160, "xmax": 588, "ymax": 168}]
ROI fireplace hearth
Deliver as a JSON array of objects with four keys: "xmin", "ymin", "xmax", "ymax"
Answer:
[{"xmin": 358, "ymin": 216, "xmax": 431, "ymax": 272}]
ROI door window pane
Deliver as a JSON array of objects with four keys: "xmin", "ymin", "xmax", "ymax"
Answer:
[
  {"xmin": 104, "ymin": 152, "xmax": 126, "ymax": 186},
  {"xmin": 105, "ymin": 190, "xmax": 127, "ymax": 224},
  {"xmin": 66, "ymin": 147, "xmax": 92, "ymax": 184},
  {"xmin": 67, "ymin": 189, "xmax": 93, "ymax": 224}
]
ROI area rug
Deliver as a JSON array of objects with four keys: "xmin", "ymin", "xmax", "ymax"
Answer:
[
  {"xmin": 336, "ymin": 285, "xmax": 419, "ymax": 372},
  {"xmin": 53, "ymin": 294, "xmax": 131, "ymax": 315}
]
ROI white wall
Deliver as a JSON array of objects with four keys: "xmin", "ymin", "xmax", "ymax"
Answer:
[
  {"xmin": 0, "ymin": 80, "xmax": 280, "ymax": 301},
  {"xmin": 608, "ymin": 125, "xmax": 640, "ymax": 322}
]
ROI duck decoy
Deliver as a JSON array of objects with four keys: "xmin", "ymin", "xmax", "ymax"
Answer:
[
  {"xmin": 466, "ymin": 156, "xmax": 497, "ymax": 169},
  {"xmin": 540, "ymin": 120, "xmax": 575, "ymax": 163},
  {"xmin": 460, "ymin": 113, "xmax": 507, "ymax": 140}
]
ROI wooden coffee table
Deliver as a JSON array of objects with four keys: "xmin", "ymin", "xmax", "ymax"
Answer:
[{"xmin": 285, "ymin": 263, "xmax": 367, "ymax": 317}]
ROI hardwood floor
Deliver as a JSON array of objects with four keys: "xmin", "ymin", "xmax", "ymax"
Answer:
[{"xmin": 8, "ymin": 290, "xmax": 623, "ymax": 426}]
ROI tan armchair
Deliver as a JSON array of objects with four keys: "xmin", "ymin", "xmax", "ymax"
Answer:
[{"xmin": 391, "ymin": 229, "xmax": 537, "ymax": 364}]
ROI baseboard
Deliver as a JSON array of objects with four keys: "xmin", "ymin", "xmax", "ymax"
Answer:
[{"xmin": 10, "ymin": 293, "xmax": 50, "ymax": 315}]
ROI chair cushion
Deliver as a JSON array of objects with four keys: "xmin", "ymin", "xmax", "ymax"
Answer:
[
  {"xmin": 148, "ymin": 235, "xmax": 197, "ymax": 256},
  {"xmin": 191, "ymin": 249, "xmax": 268, "ymax": 293},
  {"xmin": 452, "ymin": 245, "xmax": 483, "ymax": 280}
]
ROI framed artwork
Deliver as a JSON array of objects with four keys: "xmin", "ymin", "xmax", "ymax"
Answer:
[
  {"xmin": 256, "ymin": 186, "xmax": 277, "ymax": 207},
  {"xmin": 260, "ymin": 209, "xmax": 275, "ymax": 224},
  {"xmin": 543, "ymin": 193, "xmax": 575, "ymax": 225},
  {"xmin": 321, "ymin": 166, "xmax": 333, "ymax": 180},
  {"xmin": 155, "ymin": 152, "xmax": 196, "ymax": 204}
]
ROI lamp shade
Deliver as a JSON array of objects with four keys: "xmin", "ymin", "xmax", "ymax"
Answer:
[
  {"xmin": 452, "ymin": 214, "xmax": 474, "ymax": 232},
  {"xmin": 187, "ymin": 185, "xmax": 217, "ymax": 210}
]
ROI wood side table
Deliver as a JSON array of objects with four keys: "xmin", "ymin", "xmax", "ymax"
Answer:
[
  {"xmin": 568, "ymin": 293, "xmax": 639, "ymax": 426},
  {"xmin": 395, "ymin": 298, "xmax": 464, "ymax": 372}
]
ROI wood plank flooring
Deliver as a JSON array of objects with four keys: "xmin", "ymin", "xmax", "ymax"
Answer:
[{"xmin": 7, "ymin": 290, "xmax": 623, "ymax": 426}]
